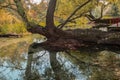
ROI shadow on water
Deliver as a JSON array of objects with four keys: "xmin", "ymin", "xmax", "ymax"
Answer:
[{"xmin": 0, "ymin": 35, "xmax": 120, "ymax": 80}]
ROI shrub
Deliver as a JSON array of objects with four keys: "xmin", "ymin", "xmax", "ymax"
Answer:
[{"xmin": 0, "ymin": 23, "xmax": 27, "ymax": 34}]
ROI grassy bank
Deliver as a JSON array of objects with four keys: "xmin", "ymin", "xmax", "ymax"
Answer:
[
  {"xmin": 0, "ymin": 23, "xmax": 28, "ymax": 34},
  {"xmin": 0, "ymin": 34, "xmax": 42, "ymax": 49}
]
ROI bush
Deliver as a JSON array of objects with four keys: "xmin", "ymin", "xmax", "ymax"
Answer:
[{"xmin": 0, "ymin": 23, "xmax": 27, "ymax": 34}]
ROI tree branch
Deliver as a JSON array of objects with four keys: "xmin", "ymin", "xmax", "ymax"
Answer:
[
  {"xmin": 85, "ymin": 2, "xmax": 110, "ymax": 21},
  {"xmin": 57, "ymin": 12, "xmax": 86, "ymax": 27},
  {"xmin": 99, "ymin": 4, "xmax": 104, "ymax": 19},
  {"xmin": 58, "ymin": 0, "xmax": 91, "ymax": 29},
  {"xmin": 84, "ymin": 9, "xmax": 96, "ymax": 21},
  {"xmin": 69, "ymin": 11, "xmax": 87, "ymax": 22},
  {"xmin": 13, "ymin": 0, "xmax": 46, "ymax": 36},
  {"xmin": 14, "ymin": 0, "xmax": 29, "ymax": 26}
]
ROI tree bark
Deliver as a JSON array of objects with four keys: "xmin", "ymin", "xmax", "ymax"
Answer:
[
  {"xmin": 46, "ymin": 0, "xmax": 57, "ymax": 28},
  {"xmin": 36, "ymin": 28, "xmax": 120, "ymax": 51}
]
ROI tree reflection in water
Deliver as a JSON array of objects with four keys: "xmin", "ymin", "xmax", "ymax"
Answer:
[
  {"xmin": 25, "ymin": 42, "xmax": 120, "ymax": 80},
  {"xmin": 25, "ymin": 43, "xmax": 83, "ymax": 80},
  {"xmin": 0, "ymin": 40, "xmax": 120, "ymax": 80}
]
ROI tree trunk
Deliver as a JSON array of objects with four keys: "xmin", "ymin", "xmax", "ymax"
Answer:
[
  {"xmin": 36, "ymin": 28, "xmax": 120, "ymax": 51},
  {"xmin": 46, "ymin": 0, "xmax": 56, "ymax": 28}
]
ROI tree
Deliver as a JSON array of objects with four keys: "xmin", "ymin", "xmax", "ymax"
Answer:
[
  {"xmin": 111, "ymin": 3, "xmax": 119, "ymax": 16},
  {"xmin": 1, "ymin": 0, "xmax": 120, "ymax": 51}
]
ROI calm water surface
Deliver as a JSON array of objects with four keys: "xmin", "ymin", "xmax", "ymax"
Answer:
[{"xmin": 0, "ymin": 35, "xmax": 120, "ymax": 80}]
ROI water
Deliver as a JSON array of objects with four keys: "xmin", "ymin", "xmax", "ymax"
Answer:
[{"xmin": 0, "ymin": 35, "xmax": 120, "ymax": 80}]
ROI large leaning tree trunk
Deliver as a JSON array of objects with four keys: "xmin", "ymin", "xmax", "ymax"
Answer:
[{"xmin": 13, "ymin": 0, "xmax": 120, "ymax": 51}]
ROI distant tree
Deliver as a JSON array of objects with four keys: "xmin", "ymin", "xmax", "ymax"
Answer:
[{"xmin": 111, "ymin": 3, "xmax": 119, "ymax": 16}]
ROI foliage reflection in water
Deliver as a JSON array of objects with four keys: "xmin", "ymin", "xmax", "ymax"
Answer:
[{"xmin": 0, "ymin": 36, "xmax": 120, "ymax": 80}]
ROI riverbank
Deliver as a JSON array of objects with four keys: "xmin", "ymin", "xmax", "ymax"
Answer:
[{"xmin": 0, "ymin": 34, "xmax": 42, "ymax": 49}]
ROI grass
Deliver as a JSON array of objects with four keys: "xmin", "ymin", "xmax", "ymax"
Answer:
[{"xmin": 0, "ymin": 34, "xmax": 42, "ymax": 48}]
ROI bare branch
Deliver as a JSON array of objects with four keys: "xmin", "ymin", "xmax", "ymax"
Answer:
[
  {"xmin": 58, "ymin": 0, "xmax": 91, "ymax": 29},
  {"xmin": 85, "ymin": 2, "xmax": 111, "ymax": 21},
  {"xmin": 57, "ymin": 12, "xmax": 86, "ymax": 27},
  {"xmin": 69, "ymin": 11, "xmax": 88, "ymax": 22}
]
